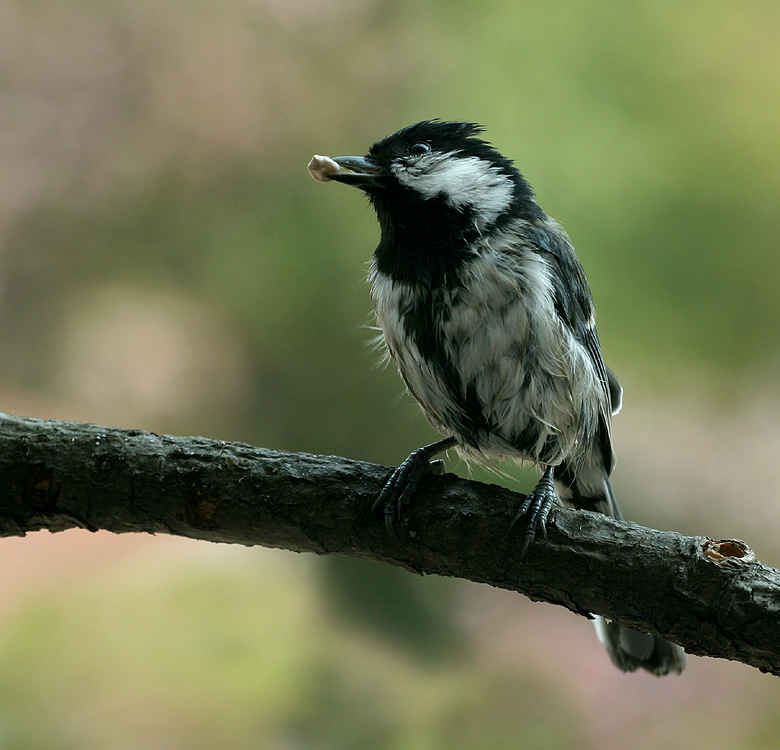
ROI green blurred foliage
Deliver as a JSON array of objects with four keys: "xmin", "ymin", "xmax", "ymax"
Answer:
[
  {"xmin": 0, "ymin": 549, "xmax": 579, "ymax": 750},
  {"xmin": 320, "ymin": 556, "xmax": 462, "ymax": 662}
]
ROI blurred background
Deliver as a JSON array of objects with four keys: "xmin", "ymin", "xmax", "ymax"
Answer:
[{"xmin": 0, "ymin": 0, "xmax": 779, "ymax": 747}]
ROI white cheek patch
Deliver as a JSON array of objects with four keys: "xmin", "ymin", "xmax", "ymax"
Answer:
[{"xmin": 393, "ymin": 154, "xmax": 514, "ymax": 226}]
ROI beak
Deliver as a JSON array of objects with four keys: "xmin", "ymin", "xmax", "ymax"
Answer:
[{"xmin": 328, "ymin": 156, "xmax": 382, "ymax": 188}]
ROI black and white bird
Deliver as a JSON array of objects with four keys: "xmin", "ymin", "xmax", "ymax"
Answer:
[{"xmin": 309, "ymin": 120, "xmax": 686, "ymax": 675}]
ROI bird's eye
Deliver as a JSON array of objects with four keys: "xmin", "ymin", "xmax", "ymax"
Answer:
[{"xmin": 409, "ymin": 142, "xmax": 431, "ymax": 157}]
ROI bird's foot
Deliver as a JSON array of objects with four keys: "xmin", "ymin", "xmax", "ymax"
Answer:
[
  {"xmin": 373, "ymin": 438, "xmax": 456, "ymax": 537},
  {"xmin": 511, "ymin": 466, "xmax": 557, "ymax": 558}
]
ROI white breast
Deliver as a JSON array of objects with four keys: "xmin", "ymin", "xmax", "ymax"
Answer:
[
  {"xmin": 369, "ymin": 242, "xmax": 603, "ymax": 469},
  {"xmin": 369, "ymin": 272, "xmax": 463, "ymax": 434}
]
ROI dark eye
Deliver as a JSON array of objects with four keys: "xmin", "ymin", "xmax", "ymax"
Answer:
[{"xmin": 409, "ymin": 142, "xmax": 431, "ymax": 157}]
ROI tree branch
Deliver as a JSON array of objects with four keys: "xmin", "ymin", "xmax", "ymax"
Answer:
[{"xmin": 0, "ymin": 412, "xmax": 776, "ymax": 674}]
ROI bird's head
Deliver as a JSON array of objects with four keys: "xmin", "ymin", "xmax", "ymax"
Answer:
[
  {"xmin": 320, "ymin": 120, "xmax": 541, "ymax": 234},
  {"xmin": 309, "ymin": 121, "xmax": 545, "ymax": 283}
]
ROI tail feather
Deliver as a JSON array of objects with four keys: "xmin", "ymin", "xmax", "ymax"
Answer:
[
  {"xmin": 555, "ymin": 461, "xmax": 687, "ymax": 676},
  {"xmin": 595, "ymin": 617, "xmax": 687, "ymax": 676}
]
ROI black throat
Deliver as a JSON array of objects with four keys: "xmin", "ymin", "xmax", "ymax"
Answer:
[{"xmin": 370, "ymin": 191, "xmax": 480, "ymax": 287}]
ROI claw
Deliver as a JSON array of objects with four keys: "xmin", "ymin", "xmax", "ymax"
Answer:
[
  {"xmin": 428, "ymin": 459, "xmax": 446, "ymax": 476},
  {"xmin": 373, "ymin": 437, "xmax": 456, "ymax": 536},
  {"xmin": 373, "ymin": 451, "xmax": 428, "ymax": 535},
  {"xmin": 511, "ymin": 466, "xmax": 557, "ymax": 558}
]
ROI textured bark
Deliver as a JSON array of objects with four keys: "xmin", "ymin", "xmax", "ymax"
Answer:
[{"xmin": 0, "ymin": 412, "xmax": 777, "ymax": 674}]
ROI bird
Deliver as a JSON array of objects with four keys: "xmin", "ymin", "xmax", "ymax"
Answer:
[{"xmin": 308, "ymin": 120, "xmax": 686, "ymax": 675}]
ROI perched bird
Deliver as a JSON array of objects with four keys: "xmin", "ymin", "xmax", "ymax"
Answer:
[{"xmin": 308, "ymin": 120, "xmax": 686, "ymax": 675}]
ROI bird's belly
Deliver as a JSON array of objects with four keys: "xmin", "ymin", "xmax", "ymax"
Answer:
[
  {"xmin": 376, "ymin": 302, "xmax": 595, "ymax": 467},
  {"xmin": 370, "ymin": 256, "xmax": 603, "ymax": 467},
  {"xmin": 446, "ymin": 303, "xmax": 592, "ymax": 464}
]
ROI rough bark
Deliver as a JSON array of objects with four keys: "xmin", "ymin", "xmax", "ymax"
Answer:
[{"xmin": 0, "ymin": 412, "xmax": 776, "ymax": 674}]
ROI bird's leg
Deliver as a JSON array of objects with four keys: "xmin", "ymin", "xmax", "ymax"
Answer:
[
  {"xmin": 374, "ymin": 437, "xmax": 457, "ymax": 537},
  {"xmin": 511, "ymin": 465, "xmax": 557, "ymax": 558}
]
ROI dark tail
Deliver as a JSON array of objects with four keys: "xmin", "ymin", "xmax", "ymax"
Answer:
[
  {"xmin": 594, "ymin": 616, "xmax": 686, "ymax": 676},
  {"xmin": 555, "ymin": 461, "xmax": 687, "ymax": 676}
]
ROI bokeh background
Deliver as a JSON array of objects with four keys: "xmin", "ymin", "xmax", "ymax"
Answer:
[{"xmin": 1, "ymin": 0, "xmax": 779, "ymax": 747}]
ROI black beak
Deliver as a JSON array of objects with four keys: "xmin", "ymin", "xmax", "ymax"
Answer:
[{"xmin": 329, "ymin": 156, "xmax": 382, "ymax": 188}]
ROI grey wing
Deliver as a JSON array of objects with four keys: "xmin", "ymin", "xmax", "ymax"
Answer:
[
  {"xmin": 523, "ymin": 223, "xmax": 617, "ymax": 412},
  {"xmin": 606, "ymin": 365, "xmax": 623, "ymax": 416},
  {"xmin": 583, "ymin": 330, "xmax": 622, "ymax": 419},
  {"xmin": 518, "ymin": 222, "xmax": 620, "ymax": 465},
  {"xmin": 581, "ymin": 327, "xmax": 615, "ymax": 470}
]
